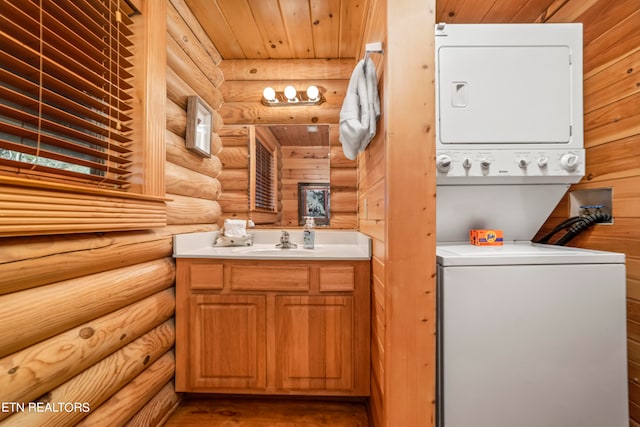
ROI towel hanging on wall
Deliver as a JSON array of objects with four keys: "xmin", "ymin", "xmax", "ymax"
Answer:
[{"xmin": 339, "ymin": 56, "xmax": 380, "ymax": 160}]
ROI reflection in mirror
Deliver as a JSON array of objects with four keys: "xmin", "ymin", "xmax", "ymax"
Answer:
[{"xmin": 256, "ymin": 125, "xmax": 330, "ymax": 227}]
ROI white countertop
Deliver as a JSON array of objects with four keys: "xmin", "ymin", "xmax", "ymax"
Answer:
[{"xmin": 173, "ymin": 230, "xmax": 372, "ymax": 260}]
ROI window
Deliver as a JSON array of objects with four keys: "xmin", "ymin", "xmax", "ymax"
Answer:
[
  {"xmin": 253, "ymin": 139, "xmax": 275, "ymax": 211},
  {"xmin": 1, "ymin": 0, "xmax": 134, "ymax": 188},
  {"xmin": 0, "ymin": 0, "xmax": 167, "ymax": 237},
  {"xmin": 249, "ymin": 127, "xmax": 278, "ymax": 215}
]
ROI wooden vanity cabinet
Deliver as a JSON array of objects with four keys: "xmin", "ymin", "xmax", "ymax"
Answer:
[{"xmin": 175, "ymin": 259, "xmax": 371, "ymax": 396}]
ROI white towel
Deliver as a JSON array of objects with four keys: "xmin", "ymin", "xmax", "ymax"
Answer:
[
  {"xmin": 223, "ymin": 219, "xmax": 247, "ymax": 237},
  {"xmin": 339, "ymin": 56, "xmax": 380, "ymax": 160}
]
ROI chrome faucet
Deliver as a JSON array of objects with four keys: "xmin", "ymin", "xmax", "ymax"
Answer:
[{"xmin": 276, "ymin": 231, "xmax": 297, "ymax": 249}]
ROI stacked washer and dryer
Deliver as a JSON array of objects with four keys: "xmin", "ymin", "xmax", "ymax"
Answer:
[{"xmin": 434, "ymin": 24, "xmax": 628, "ymax": 426}]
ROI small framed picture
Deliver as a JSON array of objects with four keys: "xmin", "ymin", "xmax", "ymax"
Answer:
[
  {"xmin": 298, "ymin": 183, "xmax": 330, "ymax": 226},
  {"xmin": 185, "ymin": 96, "xmax": 212, "ymax": 158}
]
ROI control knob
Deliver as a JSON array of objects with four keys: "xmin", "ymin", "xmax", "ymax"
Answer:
[
  {"xmin": 537, "ymin": 157, "xmax": 549, "ymax": 168},
  {"xmin": 462, "ymin": 158, "xmax": 472, "ymax": 169},
  {"xmin": 480, "ymin": 159, "xmax": 491, "ymax": 169},
  {"xmin": 436, "ymin": 154, "xmax": 452, "ymax": 173},
  {"xmin": 518, "ymin": 159, "xmax": 530, "ymax": 168},
  {"xmin": 560, "ymin": 153, "xmax": 579, "ymax": 172}
]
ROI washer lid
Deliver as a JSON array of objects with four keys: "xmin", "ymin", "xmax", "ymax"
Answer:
[{"xmin": 436, "ymin": 241, "xmax": 625, "ymax": 266}]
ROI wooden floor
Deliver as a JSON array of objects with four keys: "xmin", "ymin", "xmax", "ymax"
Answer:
[{"xmin": 163, "ymin": 397, "xmax": 370, "ymax": 427}]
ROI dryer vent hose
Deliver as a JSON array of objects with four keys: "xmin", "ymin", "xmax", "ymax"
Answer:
[{"xmin": 536, "ymin": 212, "xmax": 611, "ymax": 246}]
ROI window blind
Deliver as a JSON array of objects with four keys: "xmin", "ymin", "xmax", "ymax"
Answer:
[
  {"xmin": 254, "ymin": 139, "xmax": 275, "ymax": 211},
  {"xmin": 0, "ymin": 0, "xmax": 135, "ymax": 189}
]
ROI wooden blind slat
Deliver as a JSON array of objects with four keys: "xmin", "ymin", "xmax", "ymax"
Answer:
[
  {"xmin": 62, "ymin": 0, "xmax": 135, "ymax": 39},
  {"xmin": 3, "ymin": 2, "xmax": 134, "ymax": 77},
  {"xmin": 0, "ymin": 68, "xmax": 133, "ymax": 132},
  {"xmin": 0, "ymin": 31, "xmax": 133, "ymax": 111},
  {"xmin": 0, "ymin": 103, "xmax": 131, "ymax": 151},
  {"xmin": 0, "ymin": 139, "xmax": 131, "ymax": 175},
  {"xmin": 0, "ymin": 158, "xmax": 129, "ymax": 187},
  {"xmin": 0, "ymin": 124, "xmax": 130, "ymax": 166},
  {"xmin": 0, "ymin": 85, "xmax": 132, "ymax": 142},
  {"xmin": 0, "ymin": 49, "xmax": 132, "ymax": 119},
  {"xmin": 0, "ymin": 0, "xmax": 135, "ymax": 190},
  {"xmin": 254, "ymin": 139, "xmax": 275, "ymax": 210}
]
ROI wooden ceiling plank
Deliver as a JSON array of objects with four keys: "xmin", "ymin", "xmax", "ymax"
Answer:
[
  {"xmin": 247, "ymin": 0, "xmax": 294, "ymax": 59},
  {"xmin": 219, "ymin": 59, "xmax": 355, "ymax": 81},
  {"xmin": 339, "ymin": 0, "xmax": 369, "ymax": 58},
  {"xmin": 215, "ymin": 0, "xmax": 269, "ymax": 58},
  {"xmin": 310, "ymin": 0, "xmax": 341, "ymax": 58},
  {"xmin": 269, "ymin": 124, "xmax": 330, "ymax": 147},
  {"xmin": 184, "ymin": 0, "xmax": 245, "ymax": 59},
  {"xmin": 279, "ymin": 0, "xmax": 315, "ymax": 59}
]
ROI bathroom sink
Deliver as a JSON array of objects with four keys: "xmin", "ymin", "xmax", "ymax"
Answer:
[
  {"xmin": 230, "ymin": 246, "xmax": 315, "ymax": 256},
  {"xmin": 174, "ymin": 230, "xmax": 372, "ymax": 260}
]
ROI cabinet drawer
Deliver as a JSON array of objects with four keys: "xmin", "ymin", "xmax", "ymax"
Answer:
[
  {"xmin": 229, "ymin": 265, "xmax": 310, "ymax": 291},
  {"xmin": 319, "ymin": 266, "xmax": 355, "ymax": 291},
  {"xmin": 190, "ymin": 262, "xmax": 223, "ymax": 290}
]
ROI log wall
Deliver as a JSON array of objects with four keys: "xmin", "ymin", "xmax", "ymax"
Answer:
[
  {"xmin": 533, "ymin": 2, "xmax": 640, "ymax": 425},
  {"xmin": 0, "ymin": 0, "xmax": 223, "ymax": 424}
]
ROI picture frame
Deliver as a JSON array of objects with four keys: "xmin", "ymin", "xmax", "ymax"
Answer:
[
  {"xmin": 185, "ymin": 96, "xmax": 212, "ymax": 158},
  {"xmin": 298, "ymin": 183, "xmax": 330, "ymax": 226}
]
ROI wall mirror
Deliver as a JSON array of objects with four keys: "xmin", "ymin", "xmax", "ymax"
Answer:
[{"xmin": 255, "ymin": 124, "xmax": 330, "ymax": 227}]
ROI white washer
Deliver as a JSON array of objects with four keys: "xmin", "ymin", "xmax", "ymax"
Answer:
[
  {"xmin": 436, "ymin": 242, "xmax": 627, "ymax": 427},
  {"xmin": 433, "ymin": 23, "xmax": 628, "ymax": 426}
]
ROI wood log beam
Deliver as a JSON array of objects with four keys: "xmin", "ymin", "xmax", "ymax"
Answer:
[
  {"xmin": 219, "ymin": 102, "xmax": 340, "ymax": 125},
  {"xmin": 220, "ymin": 79, "xmax": 348, "ymax": 103},
  {"xmin": 167, "ymin": 28, "xmax": 223, "ymax": 89},
  {"xmin": 0, "ymin": 259, "xmax": 175, "ymax": 357},
  {"xmin": 166, "ymin": 193, "xmax": 222, "ymax": 224},
  {"xmin": 166, "ymin": 130, "xmax": 223, "ymax": 176},
  {"xmin": 123, "ymin": 381, "xmax": 180, "ymax": 427},
  {"xmin": 166, "ymin": 162, "xmax": 221, "ymax": 200},
  {"xmin": 219, "ymin": 59, "xmax": 356, "ymax": 81},
  {"xmin": 0, "ymin": 224, "xmax": 215, "ymax": 295},
  {"xmin": 0, "ymin": 321, "xmax": 174, "ymax": 426},
  {"xmin": 168, "ymin": 0, "xmax": 221, "ymax": 65},
  {"xmin": 75, "ymin": 351, "xmax": 175, "ymax": 427},
  {"xmin": 0, "ymin": 290, "xmax": 175, "ymax": 406}
]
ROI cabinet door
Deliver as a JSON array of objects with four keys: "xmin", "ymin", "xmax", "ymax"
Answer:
[
  {"xmin": 275, "ymin": 295, "xmax": 354, "ymax": 392},
  {"xmin": 189, "ymin": 294, "xmax": 267, "ymax": 391}
]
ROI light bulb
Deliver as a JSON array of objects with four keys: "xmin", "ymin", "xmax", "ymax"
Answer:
[
  {"xmin": 263, "ymin": 87, "xmax": 276, "ymax": 102},
  {"xmin": 306, "ymin": 85, "xmax": 319, "ymax": 101},
  {"xmin": 284, "ymin": 85, "xmax": 297, "ymax": 101}
]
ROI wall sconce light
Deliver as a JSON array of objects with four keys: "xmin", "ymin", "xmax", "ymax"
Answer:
[{"xmin": 262, "ymin": 85, "xmax": 324, "ymax": 106}]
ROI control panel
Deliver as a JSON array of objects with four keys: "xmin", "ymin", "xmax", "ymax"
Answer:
[{"xmin": 436, "ymin": 149, "xmax": 585, "ymax": 184}]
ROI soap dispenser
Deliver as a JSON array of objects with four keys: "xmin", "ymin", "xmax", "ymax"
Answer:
[{"xmin": 303, "ymin": 217, "xmax": 316, "ymax": 249}]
